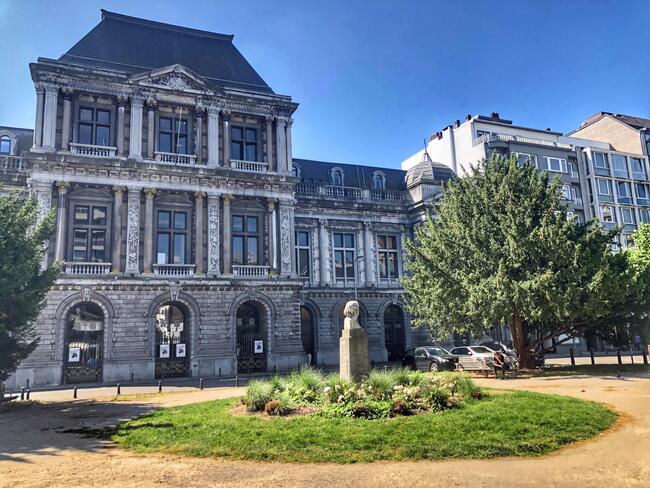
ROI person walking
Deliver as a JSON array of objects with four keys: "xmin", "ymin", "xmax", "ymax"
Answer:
[{"xmin": 493, "ymin": 350, "xmax": 506, "ymax": 379}]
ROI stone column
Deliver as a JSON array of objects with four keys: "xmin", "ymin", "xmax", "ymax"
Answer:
[
  {"xmin": 128, "ymin": 95, "xmax": 144, "ymax": 160},
  {"xmin": 61, "ymin": 89, "xmax": 73, "ymax": 152},
  {"xmin": 125, "ymin": 187, "xmax": 142, "ymax": 275},
  {"xmin": 286, "ymin": 118, "xmax": 293, "ymax": 172},
  {"xmin": 222, "ymin": 111, "xmax": 231, "ymax": 167},
  {"xmin": 319, "ymin": 218, "xmax": 329, "ymax": 286},
  {"xmin": 146, "ymin": 98, "xmax": 157, "ymax": 159},
  {"xmin": 275, "ymin": 117, "xmax": 288, "ymax": 174},
  {"xmin": 265, "ymin": 116, "xmax": 274, "ymax": 171},
  {"xmin": 116, "ymin": 96, "xmax": 126, "ymax": 156},
  {"xmin": 206, "ymin": 193, "xmax": 221, "ymax": 277},
  {"xmin": 279, "ymin": 199, "xmax": 295, "ymax": 277},
  {"xmin": 41, "ymin": 83, "xmax": 59, "ymax": 151},
  {"xmin": 111, "ymin": 186, "xmax": 125, "ymax": 273},
  {"xmin": 32, "ymin": 84, "xmax": 45, "ymax": 149},
  {"xmin": 143, "ymin": 188, "xmax": 156, "ymax": 274},
  {"xmin": 194, "ymin": 192, "xmax": 205, "ymax": 274},
  {"xmin": 363, "ymin": 221, "xmax": 374, "ymax": 286},
  {"xmin": 54, "ymin": 182, "xmax": 69, "ymax": 262},
  {"xmin": 195, "ymin": 104, "xmax": 204, "ymax": 164},
  {"xmin": 222, "ymin": 194, "xmax": 233, "ymax": 275},
  {"xmin": 267, "ymin": 198, "xmax": 278, "ymax": 273},
  {"xmin": 30, "ymin": 180, "xmax": 53, "ymax": 268},
  {"xmin": 206, "ymin": 104, "xmax": 220, "ymax": 167}
]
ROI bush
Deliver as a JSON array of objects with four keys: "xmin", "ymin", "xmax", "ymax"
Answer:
[
  {"xmin": 366, "ymin": 370, "xmax": 394, "ymax": 401},
  {"xmin": 264, "ymin": 391, "xmax": 293, "ymax": 416},
  {"xmin": 245, "ymin": 380, "xmax": 274, "ymax": 412},
  {"xmin": 286, "ymin": 367, "xmax": 325, "ymax": 405}
]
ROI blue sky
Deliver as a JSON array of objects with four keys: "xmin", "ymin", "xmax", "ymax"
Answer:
[{"xmin": 1, "ymin": 0, "xmax": 649, "ymax": 169}]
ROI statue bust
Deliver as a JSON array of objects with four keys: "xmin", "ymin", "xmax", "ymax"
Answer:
[{"xmin": 343, "ymin": 300, "xmax": 361, "ymax": 330}]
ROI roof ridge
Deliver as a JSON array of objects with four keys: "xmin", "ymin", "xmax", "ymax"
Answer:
[{"xmin": 100, "ymin": 9, "xmax": 234, "ymax": 42}]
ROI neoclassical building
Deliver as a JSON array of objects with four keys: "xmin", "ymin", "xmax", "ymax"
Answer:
[{"xmin": 2, "ymin": 11, "xmax": 451, "ymax": 388}]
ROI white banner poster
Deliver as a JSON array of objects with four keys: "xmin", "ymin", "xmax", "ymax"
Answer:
[
  {"xmin": 159, "ymin": 344, "xmax": 170, "ymax": 358},
  {"xmin": 176, "ymin": 343, "xmax": 186, "ymax": 358},
  {"xmin": 68, "ymin": 347, "xmax": 81, "ymax": 362},
  {"xmin": 254, "ymin": 340, "xmax": 264, "ymax": 354}
]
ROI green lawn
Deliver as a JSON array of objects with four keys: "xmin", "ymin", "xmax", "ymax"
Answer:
[{"xmin": 113, "ymin": 391, "xmax": 616, "ymax": 463}]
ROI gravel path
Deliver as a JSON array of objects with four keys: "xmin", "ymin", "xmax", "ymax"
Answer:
[{"xmin": 1, "ymin": 374, "xmax": 649, "ymax": 488}]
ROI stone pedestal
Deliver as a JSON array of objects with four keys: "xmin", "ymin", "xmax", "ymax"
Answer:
[{"xmin": 339, "ymin": 300, "xmax": 370, "ymax": 382}]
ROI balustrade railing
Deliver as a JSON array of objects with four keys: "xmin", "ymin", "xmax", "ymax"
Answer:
[
  {"xmin": 232, "ymin": 265, "xmax": 270, "ymax": 277},
  {"xmin": 70, "ymin": 143, "xmax": 117, "ymax": 158},
  {"xmin": 230, "ymin": 159, "xmax": 268, "ymax": 173},
  {"xmin": 1, "ymin": 155, "xmax": 26, "ymax": 171},
  {"xmin": 296, "ymin": 184, "xmax": 403, "ymax": 202},
  {"xmin": 154, "ymin": 152, "xmax": 198, "ymax": 166},
  {"xmin": 152, "ymin": 264, "xmax": 196, "ymax": 277},
  {"xmin": 64, "ymin": 262, "xmax": 111, "ymax": 275},
  {"xmin": 474, "ymin": 133, "xmax": 572, "ymax": 149}
]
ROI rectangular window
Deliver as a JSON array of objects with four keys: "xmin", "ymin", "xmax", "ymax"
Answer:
[
  {"xmin": 621, "ymin": 207, "xmax": 636, "ymax": 225},
  {"xmin": 333, "ymin": 232, "xmax": 355, "ymax": 285},
  {"xmin": 562, "ymin": 184, "xmax": 572, "ymax": 200},
  {"xmin": 593, "ymin": 152, "xmax": 609, "ymax": 169},
  {"xmin": 232, "ymin": 215, "xmax": 260, "ymax": 266},
  {"xmin": 77, "ymin": 107, "xmax": 111, "ymax": 146},
  {"xmin": 71, "ymin": 204, "xmax": 109, "ymax": 262},
  {"xmin": 377, "ymin": 235, "xmax": 400, "ymax": 283},
  {"xmin": 156, "ymin": 210, "xmax": 188, "ymax": 264},
  {"xmin": 596, "ymin": 178, "xmax": 612, "ymax": 195},
  {"xmin": 631, "ymin": 157, "xmax": 647, "ymax": 177},
  {"xmin": 600, "ymin": 205, "xmax": 616, "ymax": 223},
  {"xmin": 640, "ymin": 209, "xmax": 650, "ymax": 224},
  {"xmin": 612, "ymin": 154, "xmax": 628, "ymax": 174},
  {"xmin": 514, "ymin": 152, "xmax": 535, "ymax": 166},
  {"xmin": 158, "ymin": 116, "xmax": 188, "ymax": 154},
  {"xmin": 295, "ymin": 230, "xmax": 311, "ymax": 278},
  {"xmin": 231, "ymin": 126, "xmax": 258, "ymax": 162},
  {"xmin": 545, "ymin": 157, "xmax": 567, "ymax": 173},
  {"xmin": 617, "ymin": 181, "xmax": 632, "ymax": 198},
  {"xmin": 636, "ymin": 184, "xmax": 649, "ymax": 200}
]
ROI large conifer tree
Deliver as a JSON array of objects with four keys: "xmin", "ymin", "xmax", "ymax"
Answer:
[{"xmin": 403, "ymin": 155, "xmax": 642, "ymax": 367}]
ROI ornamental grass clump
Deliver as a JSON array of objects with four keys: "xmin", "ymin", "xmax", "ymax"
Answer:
[
  {"xmin": 245, "ymin": 379, "xmax": 274, "ymax": 412},
  {"xmin": 264, "ymin": 391, "xmax": 293, "ymax": 416},
  {"xmin": 285, "ymin": 367, "xmax": 324, "ymax": 405}
]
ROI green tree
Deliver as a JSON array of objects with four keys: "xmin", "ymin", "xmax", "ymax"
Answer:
[
  {"xmin": 403, "ymin": 155, "xmax": 643, "ymax": 368},
  {"xmin": 0, "ymin": 193, "xmax": 59, "ymax": 393},
  {"xmin": 625, "ymin": 224, "xmax": 650, "ymax": 346}
]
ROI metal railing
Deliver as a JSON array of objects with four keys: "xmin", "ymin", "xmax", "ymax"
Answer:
[
  {"xmin": 70, "ymin": 143, "xmax": 117, "ymax": 158},
  {"xmin": 154, "ymin": 152, "xmax": 198, "ymax": 166},
  {"xmin": 152, "ymin": 264, "xmax": 196, "ymax": 277},
  {"xmin": 232, "ymin": 265, "xmax": 270, "ymax": 277},
  {"xmin": 474, "ymin": 133, "xmax": 573, "ymax": 149},
  {"xmin": 296, "ymin": 184, "xmax": 404, "ymax": 202},
  {"xmin": 230, "ymin": 159, "xmax": 268, "ymax": 173},
  {"xmin": 64, "ymin": 262, "xmax": 111, "ymax": 275}
]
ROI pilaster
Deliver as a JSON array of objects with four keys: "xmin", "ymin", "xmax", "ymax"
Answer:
[
  {"xmin": 128, "ymin": 95, "xmax": 144, "ymax": 160},
  {"xmin": 143, "ymin": 188, "xmax": 156, "ymax": 274},
  {"xmin": 41, "ymin": 83, "xmax": 59, "ymax": 151},
  {"xmin": 32, "ymin": 84, "xmax": 45, "ymax": 149},
  {"xmin": 222, "ymin": 110, "xmax": 231, "ymax": 167},
  {"xmin": 194, "ymin": 191, "xmax": 206, "ymax": 275},
  {"xmin": 207, "ymin": 193, "xmax": 221, "ymax": 277},
  {"xmin": 111, "ymin": 186, "xmax": 125, "ymax": 273},
  {"xmin": 61, "ymin": 89, "xmax": 73, "ymax": 152},
  {"xmin": 146, "ymin": 97, "xmax": 157, "ymax": 159},
  {"xmin": 222, "ymin": 194, "xmax": 233, "ymax": 275},
  {"xmin": 125, "ymin": 186, "xmax": 142, "ymax": 275},
  {"xmin": 54, "ymin": 182, "xmax": 70, "ymax": 262},
  {"xmin": 206, "ymin": 104, "xmax": 220, "ymax": 168}
]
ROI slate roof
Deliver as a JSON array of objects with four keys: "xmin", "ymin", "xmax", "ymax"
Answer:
[
  {"xmin": 582, "ymin": 112, "xmax": 650, "ymax": 132},
  {"xmin": 58, "ymin": 10, "xmax": 273, "ymax": 94},
  {"xmin": 292, "ymin": 158, "xmax": 407, "ymax": 191},
  {"xmin": 0, "ymin": 126, "xmax": 34, "ymax": 155},
  {"xmin": 405, "ymin": 151, "xmax": 455, "ymax": 187}
]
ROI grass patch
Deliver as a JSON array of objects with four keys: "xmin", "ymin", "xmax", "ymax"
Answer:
[
  {"xmin": 113, "ymin": 391, "xmax": 616, "ymax": 463},
  {"xmin": 0, "ymin": 400, "xmax": 39, "ymax": 413},
  {"xmin": 543, "ymin": 364, "xmax": 649, "ymax": 377}
]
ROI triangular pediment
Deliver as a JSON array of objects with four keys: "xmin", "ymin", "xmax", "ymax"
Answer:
[{"xmin": 129, "ymin": 64, "xmax": 213, "ymax": 94}]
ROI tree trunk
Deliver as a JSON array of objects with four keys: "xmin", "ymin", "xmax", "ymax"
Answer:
[{"xmin": 510, "ymin": 314, "xmax": 535, "ymax": 369}]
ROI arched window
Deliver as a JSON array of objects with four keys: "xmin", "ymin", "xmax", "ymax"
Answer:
[
  {"xmin": 372, "ymin": 172, "xmax": 385, "ymax": 190},
  {"xmin": 155, "ymin": 303, "xmax": 189, "ymax": 378},
  {"xmin": 236, "ymin": 302, "xmax": 267, "ymax": 372},
  {"xmin": 0, "ymin": 135, "xmax": 11, "ymax": 154},
  {"xmin": 65, "ymin": 302, "xmax": 104, "ymax": 384},
  {"xmin": 331, "ymin": 168, "xmax": 344, "ymax": 186}
]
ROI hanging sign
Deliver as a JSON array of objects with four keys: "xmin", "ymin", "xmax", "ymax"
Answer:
[
  {"xmin": 254, "ymin": 340, "xmax": 264, "ymax": 354},
  {"xmin": 159, "ymin": 344, "xmax": 170, "ymax": 358},
  {"xmin": 68, "ymin": 347, "xmax": 81, "ymax": 363},
  {"xmin": 176, "ymin": 343, "xmax": 186, "ymax": 358}
]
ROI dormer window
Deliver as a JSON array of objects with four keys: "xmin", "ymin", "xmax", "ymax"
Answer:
[
  {"xmin": 372, "ymin": 172, "xmax": 386, "ymax": 190},
  {"xmin": 159, "ymin": 117, "xmax": 188, "ymax": 154},
  {"xmin": 291, "ymin": 164, "xmax": 301, "ymax": 178},
  {"xmin": 0, "ymin": 135, "xmax": 11, "ymax": 154},
  {"xmin": 331, "ymin": 168, "xmax": 344, "ymax": 186},
  {"xmin": 78, "ymin": 107, "xmax": 111, "ymax": 146}
]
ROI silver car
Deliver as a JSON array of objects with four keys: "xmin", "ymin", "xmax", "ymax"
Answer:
[{"xmin": 449, "ymin": 345, "xmax": 497, "ymax": 371}]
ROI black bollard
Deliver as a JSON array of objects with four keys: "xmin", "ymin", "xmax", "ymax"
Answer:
[
  {"xmin": 235, "ymin": 375, "xmax": 239, "ymax": 387},
  {"xmin": 131, "ymin": 373, "xmax": 134, "ymax": 382},
  {"xmin": 642, "ymin": 347, "xmax": 648, "ymax": 365},
  {"xmin": 273, "ymin": 364, "xmax": 277, "ymax": 374},
  {"xmin": 617, "ymin": 350, "xmax": 622, "ymax": 365},
  {"xmin": 158, "ymin": 380, "xmax": 162, "ymax": 393},
  {"xmin": 199, "ymin": 378, "xmax": 204, "ymax": 390},
  {"xmin": 218, "ymin": 368, "xmax": 222, "ymax": 377},
  {"xmin": 73, "ymin": 386, "xmax": 78, "ymax": 399},
  {"xmin": 569, "ymin": 348, "xmax": 575, "ymax": 366},
  {"xmin": 630, "ymin": 350, "xmax": 634, "ymax": 365},
  {"xmin": 20, "ymin": 387, "xmax": 25, "ymax": 401},
  {"xmin": 26, "ymin": 389, "xmax": 30, "ymax": 400},
  {"xmin": 117, "ymin": 383, "xmax": 121, "ymax": 395},
  {"xmin": 590, "ymin": 349, "xmax": 595, "ymax": 365},
  {"xmin": 26, "ymin": 379, "xmax": 30, "ymax": 390}
]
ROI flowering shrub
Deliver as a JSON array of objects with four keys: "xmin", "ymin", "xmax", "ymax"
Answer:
[{"xmin": 244, "ymin": 368, "xmax": 482, "ymax": 419}]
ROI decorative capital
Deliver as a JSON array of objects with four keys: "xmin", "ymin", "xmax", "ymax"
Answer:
[
  {"xmin": 276, "ymin": 116, "xmax": 287, "ymax": 127},
  {"xmin": 221, "ymin": 109, "xmax": 231, "ymax": 121},
  {"xmin": 112, "ymin": 185, "xmax": 126, "ymax": 195},
  {"xmin": 146, "ymin": 96, "xmax": 157, "ymax": 108},
  {"xmin": 318, "ymin": 217, "xmax": 328, "ymax": 227},
  {"xmin": 56, "ymin": 181, "xmax": 70, "ymax": 194},
  {"xmin": 34, "ymin": 83, "xmax": 45, "ymax": 94},
  {"xmin": 206, "ymin": 103, "xmax": 221, "ymax": 116},
  {"xmin": 363, "ymin": 221, "xmax": 373, "ymax": 229},
  {"xmin": 130, "ymin": 94, "xmax": 145, "ymax": 106},
  {"xmin": 267, "ymin": 197, "xmax": 278, "ymax": 210},
  {"xmin": 194, "ymin": 191, "xmax": 206, "ymax": 200},
  {"xmin": 286, "ymin": 118, "xmax": 294, "ymax": 128},
  {"xmin": 195, "ymin": 100, "xmax": 206, "ymax": 114},
  {"xmin": 144, "ymin": 188, "xmax": 157, "ymax": 199},
  {"xmin": 117, "ymin": 94, "xmax": 129, "ymax": 106},
  {"xmin": 222, "ymin": 194, "xmax": 234, "ymax": 204},
  {"xmin": 61, "ymin": 87, "xmax": 74, "ymax": 99},
  {"xmin": 265, "ymin": 115, "xmax": 274, "ymax": 124}
]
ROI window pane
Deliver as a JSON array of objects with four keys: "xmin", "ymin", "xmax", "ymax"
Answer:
[
  {"xmin": 232, "ymin": 215, "xmax": 244, "ymax": 232},
  {"xmin": 231, "ymin": 127, "xmax": 243, "ymax": 141},
  {"xmin": 345, "ymin": 251, "xmax": 355, "ymax": 278},
  {"xmin": 344, "ymin": 233, "xmax": 354, "ymax": 248},
  {"xmin": 80, "ymin": 108, "xmax": 93, "ymax": 122},
  {"xmin": 231, "ymin": 142, "xmax": 242, "ymax": 160},
  {"xmin": 176, "ymin": 119, "xmax": 188, "ymax": 133},
  {"xmin": 334, "ymin": 233, "xmax": 343, "ymax": 248},
  {"xmin": 174, "ymin": 212, "xmax": 186, "ymax": 230},
  {"xmin": 176, "ymin": 135, "xmax": 187, "ymax": 154},
  {"xmin": 632, "ymin": 158, "xmax": 645, "ymax": 173},
  {"xmin": 387, "ymin": 236, "xmax": 397, "ymax": 249},
  {"xmin": 95, "ymin": 126, "xmax": 110, "ymax": 146},
  {"xmin": 96, "ymin": 110, "xmax": 110, "ymax": 125},
  {"xmin": 159, "ymin": 118, "xmax": 172, "ymax": 131},
  {"xmin": 388, "ymin": 253, "xmax": 398, "ymax": 277},
  {"xmin": 90, "ymin": 230, "xmax": 106, "ymax": 262},
  {"xmin": 78, "ymin": 124, "xmax": 93, "ymax": 145},
  {"xmin": 157, "ymin": 233, "xmax": 170, "ymax": 264},
  {"xmin": 0, "ymin": 137, "xmax": 11, "ymax": 154},
  {"xmin": 298, "ymin": 231, "xmax": 309, "ymax": 247},
  {"xmin": 158, "ymin": 211, "xmax": 171, "ymax": 229},
  {"xmin": 245, "ymin": 143, "xmax": 257, "ymax": 161},
  {"xmin": 74, "ymin": 206, "xmax": 89, "ymax": 224},
  {"xmin": 245, "ymin": 128, "xmax": 257, "ymax": 142},
  {"xmin": 247, "ymin": 236, "xmax": 258, "ymax": 264},
  {"xmin": 298, "ymin": 249, "xmax": 310, "ymax": 277},
  {"xmin": 246, "ymin": 216, "xmax": 258, "ymax": 233},
  {"xmin": 612, "ymin": 155, "xmax": 627, "ymax": 171},
  {"xmin": 159, "ymin": 132, "xmax": 172, "ymax": 153},
  {"xmin": 377, "ymin": 235, "xmax": 386, "ymax": 249},
  {"xmin": 335, "ymin": 250, "xmax": 344, "ymax": 277},
  {"xmin": 173, "ymin": 234, "xmax": 186, "ymax": 264},
  {"xmin": 92, "ymin": 206, "xmax": 107, "ymax": 225},
  {"xmin": 73, "ymin": 229, "xmax": 88, "ymax": 261},
  {"xmin": 233, "ymin": 236, "xmax": 244, "ymax": 265},
  {"xmin": 379, "ymin": 253, "xmax": 388, "ymax": 278}
]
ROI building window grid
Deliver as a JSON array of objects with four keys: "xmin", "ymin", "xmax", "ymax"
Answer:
[
  {"xmin": 545, "ymin": 156, "xmax": 568, "ymax": 173},
  {"xmin": 232, "ymin": 215, "xmax": 260, "ymax": 265},
  {"xmin": 377, "ymin": 235, "xmax": 400, "ymax": 284},
  {"xmin": 621, "ymin": 207, "xmax": 636, "ymax": 226},
  {"xmin": 158, "ymin": 116, "xmax": 188, "ymax": 154},
  {"xmin": 593, "ymin": 152, "xmax": 609, "ymax": 170},
  {"xmin": 78, "ymin": 107, "xmax": 111, "ymax": 146},
  {"xmin": 333, "ymin": 232, "xmax": 356, "ymax": 286},
  {"xmin": 156, "ymin": 210, "xmax": 188, "ymax": 265},
  {"xmin": 513, "ymin": 152, "xmax": 536, "ymax": 167},
  {"xmin": 71, "ymin": 204, "xmax": 109, "ymax": 262},
  {"xmin": 295, "ymin": 230, "xmax": 311, "ymax": 279},
  {"xmin": 596, "ymin": 178, "xmax": 612, "ymax": 195},
  {"xmin": 231, "ymin": 126, "xmax": 258, "ymax": 161},
  {"xmin": 0, "ymin": 135, "xmax": 11, "ymax": 154}
]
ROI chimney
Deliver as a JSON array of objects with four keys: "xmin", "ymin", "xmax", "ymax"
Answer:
[
  {"xmin": 455, "ymin": 119, "xmax": 461, "ymax": 127},
  {"xmin": 491, "ymin": 112, "xmax": 500, "ymax": 121},
  {"xmin": 465, "ymin": 114, "xmax": 472, "ymax": 121}
]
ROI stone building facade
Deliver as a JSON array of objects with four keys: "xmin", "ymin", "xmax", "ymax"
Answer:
[{"xmin": 3, "ymin": 11, "xmax": 452, "ymax": 388}]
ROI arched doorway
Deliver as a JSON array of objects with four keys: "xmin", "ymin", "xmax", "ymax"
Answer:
[
  {"xmin": 155, "ymin": 303, "xmax": 189, "ymax": 378},
  {"xmin": 64, "ymin": 303, "xmax": 104, "ymax": 384},
  {"xmin": 300, "ymin": 306, "xmax": 316, "ymax": 365},
  {"xmin": 384, "ymin": 305, "xmax": 406, "ymax": 361},
  {"xmin": 236, "ymin": 302, "xmax": 267, "ymax": 372}
]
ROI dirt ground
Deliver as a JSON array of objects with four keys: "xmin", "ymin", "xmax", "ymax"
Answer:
[{"xmin": 1, "ymin": 373, "xmax": 649, "ymax": 488}]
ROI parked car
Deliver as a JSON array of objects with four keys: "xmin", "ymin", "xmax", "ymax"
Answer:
[
  {"xmin": 449, "ymin": 345, "xmax": 508, "ymax": 371},
  {"xmin": 479, "ymin": 341, "xmax": 544, "ymax": 368},
  {"xmin": 403, "ymin": 346, "xmax": 458, "ymax": 372}
]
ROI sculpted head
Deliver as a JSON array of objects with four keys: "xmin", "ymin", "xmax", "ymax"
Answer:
[{"xmin": 343, "ymin": 300, "xmax": 359, "ymax": 319}]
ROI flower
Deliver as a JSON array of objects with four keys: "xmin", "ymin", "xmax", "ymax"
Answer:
[
  {"xmin": 337, "ymin": 395, "xmax": 345, "ymax": 403},
  {"xmin": 324, "ymin": 386, "xmax": 332, "ymax": 395},
  {"xmin": 393, "ymin": 384, "xmax": 404, "ymax": 391}
]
